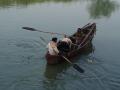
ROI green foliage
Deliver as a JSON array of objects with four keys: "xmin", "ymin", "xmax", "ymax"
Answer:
[
  {"xmin": 0, "ymin": 0, "xmax": 74, "ymax": 8},
  {"xmin": 88, "ymin": 0, "xmax": 119, "ymax": 19}
]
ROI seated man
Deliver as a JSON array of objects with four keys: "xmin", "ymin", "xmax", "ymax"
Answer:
[
  {"xmin": 62, "ymin": 34, "xmax": 72, "ymax": 44},
  {"xmin": 47, "ymin": 37, "xmax": 59, "ymax": 55},
  {"xmin": 73, "ymin": 28, "xmax": 85, "ymax": 44},
  {"xmin": 75, "ymin": 28, "xmax": 83, "ymax": 37},
  {"xmin": 57, "ymin": 35, "xmax": 72, "ymax": 53}
]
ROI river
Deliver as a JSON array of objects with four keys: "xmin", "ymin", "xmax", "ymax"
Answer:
[{"xmin": 0, "ymin": 0, "xmax": 120, "ymax": 90}]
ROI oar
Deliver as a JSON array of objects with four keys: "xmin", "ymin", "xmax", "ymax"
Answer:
[
  {"xmin": 40, "ymin": 36, "xmax": 48, "ymax": 43},
  {"xmin": 61, "ymin": 56, "xmax": 84, "ymax": 73},
  {"xmin": 53, "ymin": 48, "xmax": 84, "ymax": 73},
  {"xmin": 77, "ymin": 23, "xmax": 95, "ymax": 49},
  {"xmin": 22, "ymin": 27, "xmax": 67, "ymax": 36},
  {"xmin": 23, "ymin": 27, "xmax": 84, "ymax": 73},
  {"xmin": 22, "ymin": 23, "xmax": 91, "ymax": 36}
]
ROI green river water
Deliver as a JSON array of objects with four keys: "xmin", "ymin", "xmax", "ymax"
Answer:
[{"xmin": 0, "ymin": 0, "xmax": 120, "ymax": 90}]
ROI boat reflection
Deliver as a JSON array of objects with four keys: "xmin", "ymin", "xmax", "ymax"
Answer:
[
  {"xmin": 44, "ymin": 62, "xmax": 70, "ymax": 79},
  {"xmin": 44, "ymin": 42, "xmax": 94, "ymax": 79}
]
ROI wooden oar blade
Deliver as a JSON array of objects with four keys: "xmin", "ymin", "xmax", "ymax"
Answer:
[
  {"xmin": 73, "ymin": 64, "xmax": 84, "ymax": 73},
  {"xmin": 22, "ymin": 27, "xmax": 36, "ymax": 31}
]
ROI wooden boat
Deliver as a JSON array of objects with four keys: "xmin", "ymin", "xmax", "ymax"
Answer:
[{"xmin": 45, "ymin": 23, "xmax": 96, "ymax": 64}]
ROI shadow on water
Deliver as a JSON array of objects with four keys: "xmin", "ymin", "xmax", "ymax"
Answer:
[{"xmin": 88, "ymin": 0, "xmax": 119, "ymax": 19}]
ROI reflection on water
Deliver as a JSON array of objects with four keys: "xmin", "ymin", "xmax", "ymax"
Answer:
[
  {"xmin": 0, "ymin": 0, "xmax": 119, "ymax": 19},
  {"xmin": 88, "ymin": 0, "xmax": 119, "ymax": 19},
  {"xmin": 44, "ymin": 63, "xmax": 70, "ymax": 79},
  {"xmin": 0, "ymin": 0, "xmax": 76, "ymax": 8}
]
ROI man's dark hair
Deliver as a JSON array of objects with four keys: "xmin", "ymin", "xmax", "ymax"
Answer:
[
  {"xmin": 77, "ymin": 28, "xmax": 82, "ymax": 32},
  {"xmin": 52, "ymin": 37, "xmax": 57, "ymax": 42}
]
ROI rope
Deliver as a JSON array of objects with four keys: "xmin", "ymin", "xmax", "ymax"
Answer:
[{"xmin": 77, "ymin": 24, "xmax": 95, "ymax": 50}]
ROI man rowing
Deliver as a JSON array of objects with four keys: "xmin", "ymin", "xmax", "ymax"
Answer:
[
  {"xmin": 62, "ymin": 34, "xmax": 72, "ymax": 45},
  {"xmin": 47, "ymin": 34, "xmax": 78, "ymax": 55},
  {"xmin": 57, "ymin": 34, "xmax": 72, "ymax": 53},
  {"xmin": 47, "ymin": 37, "xmax": 59, "ymax": 55}
]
